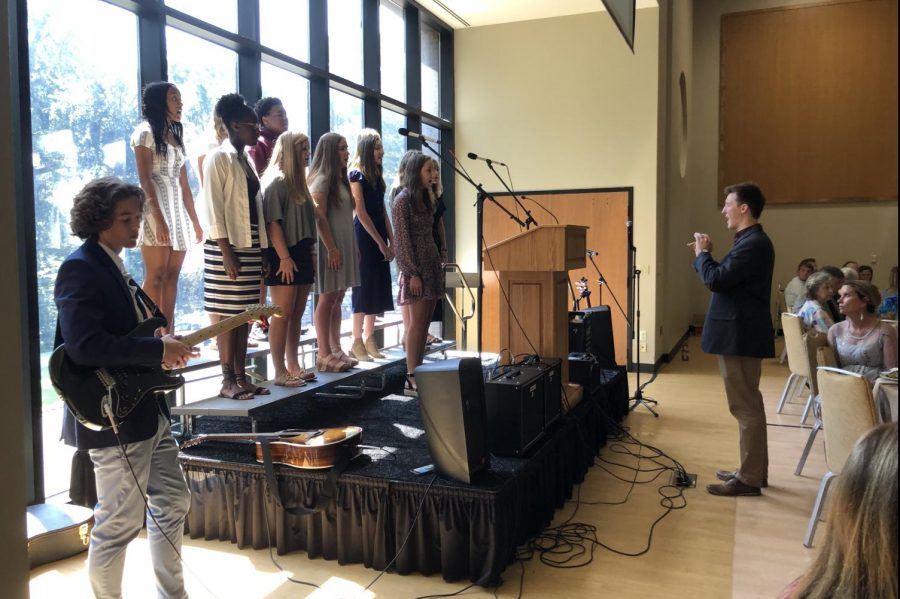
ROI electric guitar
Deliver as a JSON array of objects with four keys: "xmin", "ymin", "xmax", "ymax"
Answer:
[
  {"xmin": 181, "ymin": 426, "xmax": 363, "ymax": 470},
  {"xmin": 50, "ymin": 304, "xmax": 282, "ymax": 431}
]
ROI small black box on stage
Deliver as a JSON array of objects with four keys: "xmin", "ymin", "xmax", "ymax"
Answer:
[
  {"xmin": 569, "ymin": 306, "xmax": 617, "ymax": 369},
  {"xmin": 484, "ymin": 367, "xmax": 545, "ymax": 457},
  {"xmin": 517, "ymin": 357, "xmax": 562, "ymax": 431},
  {"xmin": 568, "ymin": 352, "xmax": 601, "ymax": 396}
]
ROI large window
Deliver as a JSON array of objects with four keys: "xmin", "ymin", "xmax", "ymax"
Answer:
[
  {"xmin": 166, "ymin": 0, "xmax": 237, "ymax": 33},
  {"xmin": 380, "ymin": 0, "xmax": 406, "ymax": 101},
  {"xmin": 422, "ymin": 123, "xmax": 441, "ymax": 161},
  {"xmin": 330, "ymin": 89, "xmax": 364, "ymax": 148},
  {"xmin": 421, "ymin": 23, "xmax": 440, "ymax": 116},
  {"xmin": 28, "ymin": 0, "xmax": 141, "ymax": 497},
  {"xmin": 381, "ymin": 109, "xmax": 407, "ymax": 188},
  {"xmin": 165, "ymin": 27, "xmax": 239, "ymax": 330},
  {"xmin": 23, "ymin": 0, "xmax": 452, "ymax": 502},
  {"xmin": 328, "ymin": 0, "xmax": 363, "ymax": 83},
  {"xmin": 261, "ymin": 63, "xmax": 311, "ymax": 137},
  {"xmin": 260, "ymin": 0, "xmax": 310, "ymax": 62}
]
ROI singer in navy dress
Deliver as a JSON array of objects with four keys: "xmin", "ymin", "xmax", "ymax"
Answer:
[{"xmin": 350, "ymin": 131, "xmax": 395, "ymax": 331}]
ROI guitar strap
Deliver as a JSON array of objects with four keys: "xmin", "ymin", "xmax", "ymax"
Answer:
[
  {"xmin": 129, "ymin": 280, "xmax": 166, "ymax": 324},
  {"xmin": 258, "ymin": 438, "xmax": 354, "ymax": 516}
]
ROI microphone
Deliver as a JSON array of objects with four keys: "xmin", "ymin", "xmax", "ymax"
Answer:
[
  {"xmin": 466, "ymin": 152, "xmax": 507, "ymax": 167},
  {"xmin": 398, "ymin": 128, "xmax": 439, "ymax": 144},
  {"xmin": 586, "ymin": 249, "xmax": 599, "ymax": 257}
]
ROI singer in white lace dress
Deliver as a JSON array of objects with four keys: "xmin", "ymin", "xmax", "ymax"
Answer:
[{"xmin": 131, "ymin": 82, "xmax": 202, "ymax": 333}]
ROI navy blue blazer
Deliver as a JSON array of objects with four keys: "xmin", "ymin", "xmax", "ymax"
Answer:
[
  {"xmin": 55, "ymin": 239, "xmax": 166, "ymax": 450},
  {"xmin": 693, "ymin": 224, "xmax": 776, "ymax": 359}
]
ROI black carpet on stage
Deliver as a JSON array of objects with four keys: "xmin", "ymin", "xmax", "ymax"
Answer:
[{"xmin": 178, "ymin": 366, "xmax": 628, "ymax": 585}]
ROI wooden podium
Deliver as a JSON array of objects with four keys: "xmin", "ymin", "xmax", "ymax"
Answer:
[{"xmin": 481, "ymin": 224, "xmax": 588, "ymax": 385}]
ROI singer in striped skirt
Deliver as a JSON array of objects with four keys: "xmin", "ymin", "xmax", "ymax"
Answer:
[{"xmin": 201, "ymin": 93, "xmax": 271, "ymax": 400}]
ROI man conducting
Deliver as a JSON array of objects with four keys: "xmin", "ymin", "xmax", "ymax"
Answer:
[{"xmin": 690, "ymin": 182, "xmax": 775, "ymax": 497}]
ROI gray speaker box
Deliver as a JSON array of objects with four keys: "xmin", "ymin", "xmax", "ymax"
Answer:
[{"xmin": 415, "ymin": 358, "xmax": 491, "ymax": 483}]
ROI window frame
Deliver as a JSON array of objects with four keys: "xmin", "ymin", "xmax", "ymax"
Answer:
[{"xmin": 17, "ymin": 0, "xmax": 455, "ymax": 502}]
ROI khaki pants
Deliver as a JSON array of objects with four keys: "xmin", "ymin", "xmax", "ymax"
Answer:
[{"xmin": 717, "ymin": 355, "xmax": 768, "ymax": 487}]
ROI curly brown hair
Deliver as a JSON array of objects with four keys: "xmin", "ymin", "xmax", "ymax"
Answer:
[{"xmin": 69, "ymin": 177, "xmax": 145, "ymax": 240}]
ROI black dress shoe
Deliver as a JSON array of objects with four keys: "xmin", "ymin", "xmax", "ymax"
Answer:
[
  {"xmin": 706, "ymin": 477, "xmax": 761, "ymax": 497},
  {"xmin": 716, "ymin": 470, "xmax": 768, "ymax": 487}
]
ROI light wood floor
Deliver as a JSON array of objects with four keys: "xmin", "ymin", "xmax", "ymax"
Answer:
[{"xmin": 29, "ymin": 335, "xmax": 825, "ymax": 599}]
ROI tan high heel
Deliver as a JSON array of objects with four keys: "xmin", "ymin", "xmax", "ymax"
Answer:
[
  {"xmin": 364, "ymin": 337, "xmax": 386, "ymax": 359},
  {"xmin": 350, "ymin": 337, "xmax": 372, "ymax": 361}
]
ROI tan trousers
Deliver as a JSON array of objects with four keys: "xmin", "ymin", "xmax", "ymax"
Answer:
[{"xmin": 717, "ymin": 355, "xmax": 768, "ymax": 487}]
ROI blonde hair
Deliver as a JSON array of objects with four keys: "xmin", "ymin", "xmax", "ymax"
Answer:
[
  {"xmin": 262, "ymin": 131, "xmax": 311, "ymax": 205},
  {"xmin": 308, "ymin": 132, "xmax": 350, "ymax": 206},
  {"xmin": 792, "ymin": 422, "xmax": 898, "ymax": 599}
]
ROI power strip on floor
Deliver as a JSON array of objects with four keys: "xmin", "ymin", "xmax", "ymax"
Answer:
[{"xmin": 671, "ymin": 472, "xmax": 697, "ymax": 488}]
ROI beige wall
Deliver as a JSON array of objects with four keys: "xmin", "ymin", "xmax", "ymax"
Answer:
[
  {"xmin": 687, "ymin": 0, "xmax": 899, "ymax": 324},
  {"xmin": 454, "ymin": 8, "xmax": 662, "ymax": 363}
]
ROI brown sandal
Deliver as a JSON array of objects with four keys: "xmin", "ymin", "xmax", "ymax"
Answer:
[
  {"xmin": 274, "ymin": 373, "xmax": 306, "ymax": 388},
  {"xmin": 291, "ymin": 369, "xmax": 317, "ymax": 381},
  {"xmin": 219, "ymin": 366, "xmax": 255, "ymax": 400},
  {"xmin": 317, "ymin": 354, "xmax": 350, "ymax": 373},
  {"xmin": 235, "ymin": 373, "xmax": 271, "ymax": 395}
]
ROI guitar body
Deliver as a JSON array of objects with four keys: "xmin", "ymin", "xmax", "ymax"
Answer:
[
  {"xmin": 255, "ymin": 427, "xmax": 363, "ymax": 469},
  {"xmin": 49, "ymin": 317, "xmax": 184, "ymax": 431},
  {"xmin": 51, "ymin": 305, "xmax": 282, "ymax": 431},
  {"xmin": 183, "ymin": 426, "xmax": 363, "ymax": 470}
]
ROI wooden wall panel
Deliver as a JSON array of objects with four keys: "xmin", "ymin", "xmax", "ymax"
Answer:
[
  {"xmin": 482, "ymin": 190, "xmax": 630, "ymax": 366},
  {"xmin": 719, "ymin": 0, "xmax": 898, "ymax": 204}
]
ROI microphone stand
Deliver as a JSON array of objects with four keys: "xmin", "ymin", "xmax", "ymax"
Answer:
[
  {"xmin": 484, "ymin": 161, "xmax": 538, "ymax": 229},
  {"xmin": 585, "ymin": 250, "xmax": 657, "ymax": 416},
  {"xmin": 418, "ymin": 139, "xmax": 527, "ymax": 360},
  {"xmin": 626, "ymin": 244, "xmax": 657, "ymax": 416}
]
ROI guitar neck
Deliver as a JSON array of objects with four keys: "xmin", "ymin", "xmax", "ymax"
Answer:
[
  {"xmin": 180, "ymin": 312, "xmax": 262, "ymax": 347},
  {"xmin": 181, "ymin": 431, "xmax": 286, "ymax": 449}
]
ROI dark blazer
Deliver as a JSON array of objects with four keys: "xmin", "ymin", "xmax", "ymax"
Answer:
[
  {"xmin": 55, "ymin": 239, "xmax": 166, "ymax": 450},
  {"xmin": 693, "ymin": 224, "xmax": 776, "ymax": 358}
]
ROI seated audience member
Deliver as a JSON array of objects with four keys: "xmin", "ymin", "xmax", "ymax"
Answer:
[
  {"xmin": 827, "ymin": 280, "xmax": 898, "ymax": 383},
  {"xmin": 779, "ymin": 422, "xmax": 897, "ymax": 599},
  {"xmin": 841, "ymin": 266, "xmax": 858, "ymax": 281},
  {"xmin": 810, "ymin": 266, "xmax": 845, "ymax": 321},
  {"xmin": 857, "ymin": 264, "xmax": 873, "ymax": 283},
  {"xmin": 880, "ymin": 266, "xmax": 898, "ymax": 320},
  {"xmin": 784, "ymin": 259, "xmax": 816, "ymax": 313},
  {"xmin": 796, "ymin": 271, "xmax": 834, "ymax": 334},
  {"xmin": 843, "ymin": 260, "xmax": 860, "ymax": 271}
]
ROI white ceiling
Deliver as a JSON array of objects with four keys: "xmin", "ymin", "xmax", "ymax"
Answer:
[{"xmin": 416, "ymin": 0, "xmax": 658, "ymax": 29}]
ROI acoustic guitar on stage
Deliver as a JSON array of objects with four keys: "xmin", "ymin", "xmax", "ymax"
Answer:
[
  {"xmin": 49, "ymin": 304, "xmax": 282, "ymax": 432},
  {"xmin": 180, "ymin": 426, "xmax": 363, "ymax": 470}
]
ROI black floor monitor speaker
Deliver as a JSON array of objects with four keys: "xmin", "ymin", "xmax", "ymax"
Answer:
[
  {"xmin": 519, "ymin": 357, "xmax": 562, "ymax": 430},
  {"xmin": 569, "ymin": 306, "xmax": 617, "ymax": 368},
  {"xmin": 568, "ymin": 352, "xmax": 601, "ymax": 396},
  {"xmin": 484, "ymin": 367, "xmax": 545, "ymax": 457},
  {"xmin": 415, "ymin": 358, "xmax": 490, "ymax": 483}
]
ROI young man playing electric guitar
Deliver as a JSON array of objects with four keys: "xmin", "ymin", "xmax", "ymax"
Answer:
[{"xmin": 55, "ymin": 177, "xmax": 195, "ymax": 598}]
